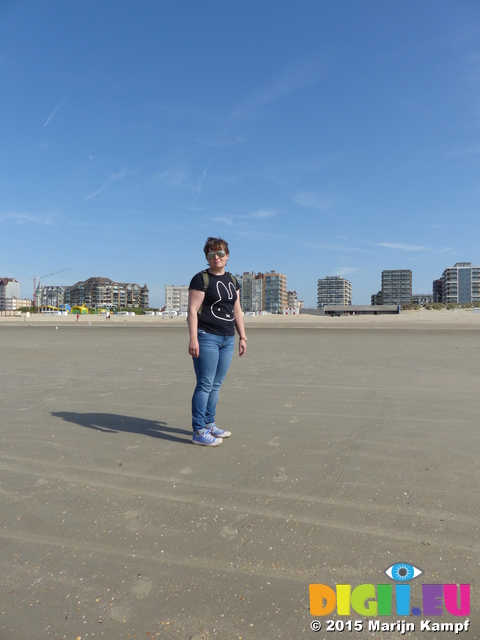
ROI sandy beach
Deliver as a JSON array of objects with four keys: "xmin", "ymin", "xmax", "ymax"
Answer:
[
  {"xmin": 2, "ymin": 306, "xmax": 480, "ymax": 329},
  {"xmin": 0, "ymin": 312, "xmax": 478, "ymax": 639}
]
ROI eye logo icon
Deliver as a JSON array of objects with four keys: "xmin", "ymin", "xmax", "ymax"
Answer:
[{"xmin": 385, "ymin": 562, "xmax": 423, "ymax": 582}]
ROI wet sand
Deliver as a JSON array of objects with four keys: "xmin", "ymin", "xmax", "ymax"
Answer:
[{"xmin": 0, "ymin": 314, "xmax": 478, "ymax": 639}]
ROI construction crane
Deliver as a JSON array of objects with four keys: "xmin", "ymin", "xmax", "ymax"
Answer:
[{"xmin": 33, "ymin": 268, "xmax": 73, "ymax": 307}]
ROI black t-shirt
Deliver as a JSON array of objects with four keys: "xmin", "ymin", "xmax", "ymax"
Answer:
[{"xmin": 189, "ymin": 270, "xmax": 239, "ymax": 336}]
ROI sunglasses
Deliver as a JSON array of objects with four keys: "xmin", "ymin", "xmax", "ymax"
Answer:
[{"xmin": 206, "ymin": 251, "xmax": 226, "ymax": 259}]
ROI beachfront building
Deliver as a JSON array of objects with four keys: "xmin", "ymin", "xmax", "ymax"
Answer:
[
  {"xmin": 35, "ymin": 284, "xmax": 66, "ymax": 308},
  {"xmin": 412, "ymin": 293, "xmax": 434, "ymax": 306},
  {"xmin": 2, "ymin": 297, "xmax": 32, "ymax": 311},
  {"xmin": 65, "ymin": 277, "xmax": 149, "ymax": 309},
  {"xmin": 238, "ymin": 272, "xmax": 253, "ymax": 311},
  {"xmin": 234, "ymin": 270, "xmax": 287, "ymax": 313},
  {"xmin": 165, "ymin": 285, "xmax": 188, "ymax": 312},
  {"xmin": 251, "ymin": 276, "xmax": 265, "ymax": 312},
  {"xmin": 0, "ymin": 277, "xmax": 21, "ymax": 311},
  {"xmin": 371, "ymin": 290, "xmax": 383, "ymax": 305},
  {"xmin": 288, "ymin": 291, "xmax": 303, "ymax": 309},
  {"xmin": 381, "ymin": 270, "xmax": 412, "ymax": 305},
  {"xmin": 317, "ymin": 276, "xmax": 352, "ymax": 307},
  {"xmin": 264, "ymin": 271, "xmax": 288, "ymax": 313},
  {"xmin": 238, "ymin": 272, "xmax": 263, "ymax": 313},
  {"xmin": 439, "ymin": 262, "xmax": 480, "ymax": 305},
  {"xmin": 433, "ymin": 278, "xmax": 443, "ymax": 303}
]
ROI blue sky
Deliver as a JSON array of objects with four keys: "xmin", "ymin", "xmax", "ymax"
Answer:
[{"xmin": 1, "ymin": 0, "xmax": 479, "ymax": 307}]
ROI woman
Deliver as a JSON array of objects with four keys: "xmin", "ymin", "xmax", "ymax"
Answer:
[{"xmin": 188, "ymin": 237, "xmax": 247, "ymax": 446}]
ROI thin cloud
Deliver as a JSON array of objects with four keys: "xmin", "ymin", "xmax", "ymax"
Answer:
[
  {"xmin": 210, "ymin": 215, "xmax": 234, "ymax": 225},
  {"xmin": 293, "ymin": 192, "xmax": 333, "ymax": 211},
  {"xmin": 196, "ymin": 158, "xmax": 215, "ymax": 195},
  {"xmin": 66, "ymin": 219, "xmax": 91, "ymax": 227},
  {"xmin": 44, "ymin": 94, "xmax": 68, "ymax": 127},
  {"xmin": 83, "ymin": 170, "xmax": 127, "ymax": 201},
  {"xmin": 306, "ymin": 242, "xmax": 366, "ymax": 253},
  {"xmin": 154, "ymin": 168, "xmax": 188, "ymax": 187},
  {"xmin": 336, "ymin": 267, "xmax": 358, "ymax": 277},
  {"xmin": 374, "ymin": 242, "xmax": 430, "ymax": 252},
  {"xmin": 0, "ymin": 211, "xmax": 54, "ymax": 226},
  {"xmin": 249, "ymin": 209, "xmax": 276, "ymax": 219},
  {"xmin": 210, "ymin": 209, "xmax": 277, "ymax": 225},
  {"xmin": 448, "ymin": 145, "xmax": 480, "ymax": 157},
  {"xmin": 231, "ymin": 57, "xmax": 328, "ymax": 120}
]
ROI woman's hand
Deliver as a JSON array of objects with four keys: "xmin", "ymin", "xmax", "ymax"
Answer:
[
  {"xmin": 187, "ymin": 289, "xmax": 204, "ymax": 358},
  {"xmin": 239, "ymin": 338, "xmax": 247, "ymax": 357},
  {"xmin": 189, "ymin": 338, "xmax": 200, "ymax": 358}
]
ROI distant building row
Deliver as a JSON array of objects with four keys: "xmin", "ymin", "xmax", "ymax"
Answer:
[
  {"xmin": 35, "ymin": 277, "xmax": 150, "ymax": 309},
  {"xmin": 165, "ymin": 271, "xmax": 302, "ymax": 314},
  {"xmin": 316, "ymin": 272, "xmax": 414, "ymax": 308},
  {"xmin": 433, "ymin": 262, "xmax": 480, "ymax": 304},
  {"xmin": 0, "ymin": 278, "xmax": 31, "ymax": 311},
  {"xmin": 317, "ymin": 263, "xmax": 480, "ymax": 308},
  {"xmin": 371, "ymin": 263, "xmax": 480, "ymax": 306}
]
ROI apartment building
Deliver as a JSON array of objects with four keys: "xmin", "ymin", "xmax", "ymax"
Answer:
[
  {"xmin": 381, "ymin": 270, "xmax": 412, "ymax": 305},
  {"xmin": 440, "ymin": 262, "xmax": 480, "ymax": 305},
  {"xmin": 237, "ymin": 272, "xmax": 259, "ymax": 312},
  {"xmin": 238, "ymin": 271, "xmax": 287, "ymax": 313},
  {"xmin": 433, "ymin": 278, "xmax": 443, "ymax": 303},
  {"xmin": 317, "ymin": 276, "xmax": 352, "ymax": 307},
  {"xmin": 2, "ymin": 297, "xmax": 32, "ymax": 311},
  {"xmin": 65, "ymin": 277, "xmax": 149, "ymax": 309},
  {"xmin": 412, "ymin": 293, "xmax": 434, "ymax": 305},
  {"xmin": 264, "ymin": 271, "xmax": 288, "ymax": 313},
  {"xmin": 165, "ymin": 285, "xmax": 189, "ymax": 312},
  {"xmin": 35, "ymin": 284, "xmax": 66, "ymax": 308},
  {"xmin": 238, "ymin": 272, "xmax": 252, "ymax": 311},
  {"xmin": 287, "ymin": 291, "xmax": 303, "ymax": 309},
  {"xmin": 0, "ymin": 277, "xmax": 21, "ymax": 310},
  {"xmin": 371, "ymin": 291, "xmax": 383, "ymax": 305}
]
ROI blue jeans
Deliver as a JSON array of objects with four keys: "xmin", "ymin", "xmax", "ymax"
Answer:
[{"xmin": 191, "ymin": 330, "xmax": 234, "ymax": 432}]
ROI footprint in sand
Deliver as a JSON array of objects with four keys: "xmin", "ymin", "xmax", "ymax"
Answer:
[
  {"xmin": 269, "ymin": 436, "xmax": 280, "ymax": 447},
  {"xmin": 125, "ymin": 510, "xmax": 142, "ymax": 531},
  {"xmin": 288, "ymin": 416, "xmax": 299, "ymax": 424},
  {"xmin": 273, "ymin": 467, "xmax": 288, "ymax": 482},
  {"xmin": 180, "ymin": 467, "xmax": 193, "ymax": 475},
  {"xmin": 284, "ymin": 402, "xmax": 293, "ymax": 407},
  {"xmin": 110, "ymin": 605, "xmax": 130, "ymax": 622},
  {"xmin": 220, "ymin": 525, "xmax": 239, "ymax": 540},
  {"xmin": 132, "ymin": 576, "xmax": 152, "ymax": 598}
]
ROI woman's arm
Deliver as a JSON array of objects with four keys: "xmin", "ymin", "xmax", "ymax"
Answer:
[
  {"xmin": 233, "ymin": 298, "xmax": 247, "ymax": 357},
  {"xmin": 187, "ymin": 289, "xmax": 205, "ymax": 358}
]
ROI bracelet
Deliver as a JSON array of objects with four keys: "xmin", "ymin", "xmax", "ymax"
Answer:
[{"xmin": 239, "ymin": 336, "xmax": 247, "ymax": 341}]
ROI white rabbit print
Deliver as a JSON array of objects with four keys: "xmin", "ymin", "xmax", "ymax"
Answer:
[{"xmin": 211, "ymin": 281, "xmax": 236, "ymax": 321}]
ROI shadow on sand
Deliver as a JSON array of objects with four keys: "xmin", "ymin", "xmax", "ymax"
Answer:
[{"xmin": 51, "ymin": 411, "xmax": 191, "ymax": 444}]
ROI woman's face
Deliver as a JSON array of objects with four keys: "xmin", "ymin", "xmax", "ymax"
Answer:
[{"xmin": 206, "ymin": 247, "xmax": 229, "ymax": 269}]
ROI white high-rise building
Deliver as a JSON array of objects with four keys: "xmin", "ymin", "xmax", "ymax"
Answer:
[
  {"xmin": 165, "ymin": 285, "xmax": 189, "ymax": 312},
  {"xmin": 238, "ymin": 272, "xmax": 265, "ymax": 312},
  {"xmin": 381, "ymin": 270, "xmax": 412, "ymax": 305},
  {"xmin": 441, "ymin": 262, "xmax": 480, "ymax": 305},
  {"xmin": 317, "ymin": 276, "xmax": 352, "ymax": 307},
  {"xmin": 0, "ymin": 277, "xmax": 21, "ymax": 310}
]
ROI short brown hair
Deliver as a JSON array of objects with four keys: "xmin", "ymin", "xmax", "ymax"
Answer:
[{"xmin": 203, "ymin": 236, "xmax": 229, "ymax": 257}]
